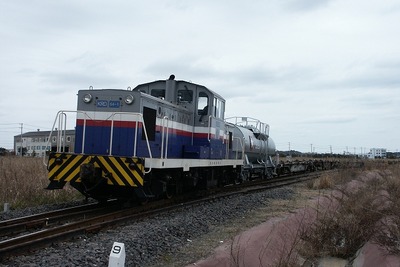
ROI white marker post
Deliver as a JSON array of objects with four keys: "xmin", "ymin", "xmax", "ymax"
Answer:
[
  {"xmin": 108, "ymin": 242, "xmax": 126, "ymax": 267},
  {"xmin": 3, "ymin": 203, "xmax": 10, "ymax": 213}
]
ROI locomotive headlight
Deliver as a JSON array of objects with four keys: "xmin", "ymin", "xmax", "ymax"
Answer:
[
  {"xmin": 124, "ymin": 94, "xmax": 134, "ymax": 105},
  {"xmin": 83, "ymin": 93, "xmax": 93, "ymax": 103}
]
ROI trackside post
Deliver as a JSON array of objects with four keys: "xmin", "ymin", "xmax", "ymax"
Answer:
[{"xmin": 108, "ymin": 242, "xmax": 126, "ymax": 267}]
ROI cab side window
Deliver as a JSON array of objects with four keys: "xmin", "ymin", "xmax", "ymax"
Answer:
[
  {"xmin": 197, "ymin": 92, "xmax": 208, "ymax": 115},
  {"xmin": 178, "ymin": 90, "xmax": 193, "ymax": 103},
  {"xmin": 213, "ymin": 97, "xmax": 225, "ymax": 119},
  {"xmin": 151, "ymin": 89, "xmax": 165, "ymax": 99}
]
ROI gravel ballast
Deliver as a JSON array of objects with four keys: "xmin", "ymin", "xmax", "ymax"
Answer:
[{"xmin": 0, "ymin": 187, "xmax": 295, "ymax": 267}]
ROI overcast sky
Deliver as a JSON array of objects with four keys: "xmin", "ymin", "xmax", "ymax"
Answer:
[{"xmin": 0, "ymin": 0, "xmax": 399, "ymax": 154}]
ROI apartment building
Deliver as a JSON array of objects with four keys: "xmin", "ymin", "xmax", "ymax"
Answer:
[
  {"xmin": 367, "ymin": 148, "xmax": 387, "ymax": 159},
  {"xmin": 14, "ymin": 129, "xmax": 75, "ymax": 157}
]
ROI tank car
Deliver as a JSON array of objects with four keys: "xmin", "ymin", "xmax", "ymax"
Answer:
[
  {"xmin": 226, "ymin": 117, "xmax": 276, "ymax": 180},
  {"xmin": 45, "ymin": 75, "xmax": 276, "ymax": 202}
]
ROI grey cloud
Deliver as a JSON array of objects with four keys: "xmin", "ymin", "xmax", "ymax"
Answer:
[
  {"xmin": 39, "ymin": 70, "xmax": 123, "ymax": 93},
  {"xmin": 341, "ymin": 93, "xmax": 395, "ymax": 108},
  {"xmin": 0, "ymin": 1, "xmax": 87, "ymax": 35},
  {"xmin": 282, "ymin": 0, "xmax": 333, "ymax": 11},
  {"xmin": 142, "ymin": 59, "xmax": 220, "ymax": 87},
  {"xmin": 326, "ymin": 61, "xmax": 400, "ymax": 90},
  {"xmin": 300, "ymin": 116, "xmax": 357, "ymax": 124},
  {"xmin": 344, "ymin": 74, "xmax": 400, "ymax": 89},
  {"xmin": 144, "ymin": 58, "xmax": 319, "ymax": 90}
]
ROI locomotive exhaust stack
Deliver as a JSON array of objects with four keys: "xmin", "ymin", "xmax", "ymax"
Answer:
[{"xmin": 165, "ymin": 74, "xmax": 177, "ymax": 104}]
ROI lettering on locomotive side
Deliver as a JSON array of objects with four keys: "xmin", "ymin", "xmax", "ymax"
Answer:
[
  {"xmin": 96, "ymin": 100, "xmax": 108, "ymax": 107},
  {"xmin": 96, "ymin": 100, "xmax": 121, "ymax": 108},
  {"xmin": 109, "ymin": 100, "xmax": 121, "ymax": 108}
]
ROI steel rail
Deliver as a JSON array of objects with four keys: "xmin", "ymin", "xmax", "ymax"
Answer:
[{"xmin": 0, "ymin": 201, "xmax": 119, "ymax": 238}]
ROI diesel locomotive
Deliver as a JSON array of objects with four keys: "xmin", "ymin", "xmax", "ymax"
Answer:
[{"xmin": 46, "ymin": 75, "xmax": 276, "ymax": 202}]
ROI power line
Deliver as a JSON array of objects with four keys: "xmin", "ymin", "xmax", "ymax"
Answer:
[{"xmin": 24, "ymin": 123, "xmax": 50, "ymax": 130}]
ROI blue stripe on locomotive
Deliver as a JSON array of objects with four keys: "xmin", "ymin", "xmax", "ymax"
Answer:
[{"xmin": 74, "ymin": 125, "xmax": 226, "ymax": 159}]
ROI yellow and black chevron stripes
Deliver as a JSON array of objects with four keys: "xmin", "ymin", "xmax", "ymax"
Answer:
[{"xmin": 48, "ymin": 153, "xmax": 144, "ymax": 187}]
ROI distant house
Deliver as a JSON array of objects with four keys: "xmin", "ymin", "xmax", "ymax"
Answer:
[
  {"xmin": 367, "ymin": 148, "xmax": 387, "ymax": 159},
  {"xmin": 14, "ymin": 129, "xmax": 75, "ymax": 157}
]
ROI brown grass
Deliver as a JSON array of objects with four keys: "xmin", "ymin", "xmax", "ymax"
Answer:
[
  {"xmin": 299, "ymin": 160, "xmax": 400, "ymax": 262},
  {"xmin": 372, "ymin": 165, "xmax": 400, "ymax": 255},
  {"xmin": 252, "ymin": 159, "xmax": 400, "ymax": 266},
  {"xmin": 0, "ymin": 156, "xmax": 83, "ymax": 210},
  {"xmin": 306, "ymin": 172, "xmax": 335, "ymax": 190}
]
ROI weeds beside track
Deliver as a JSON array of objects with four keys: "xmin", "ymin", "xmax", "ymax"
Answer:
[{"xmin": 0, "ymin": 157, "xmax": 83, "ymax": 209}]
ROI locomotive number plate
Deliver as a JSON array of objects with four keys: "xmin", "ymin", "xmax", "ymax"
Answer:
[{"xmin": 96, "ymin": 100, "xmax": 121, "ymax": 108}]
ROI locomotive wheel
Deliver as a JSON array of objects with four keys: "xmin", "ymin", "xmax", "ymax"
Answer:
[
  {"xmin": 234, "ymin": 173, "xmax": 242, "ymax": 185},
  {"xmin": 138, "ymin": 198, "xmax": 148, "ymax": 205},
  {"xmin": 165, "ymin": 182, "xmax": 174, "ymax": 199},
  {"xmin": 164, "ymin": 175, "xmax": 176, "ymax": 199},
  {"xmin": 241, "ymin": 171, "xmax": 250, "ymax": 182}
]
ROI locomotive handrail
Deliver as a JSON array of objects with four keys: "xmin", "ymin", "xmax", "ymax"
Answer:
[
  {"xmin": 108, "ymin": 112, "xmax": 153, "ymax": 173},
  {"xmin": 207, "ymin": 115, "xmax": 212, "ymax": 142},
  {"xmin": 133, "ymin": 119, "xmax": 139, "ymax": 157},
  {"xmin": 57, "ymin": 112, "xmax": 66, "ymax": 151},
  {"xmin": 160, "ymin": 116, "xmax": 169, "ymax": 159},
  {"xmin": 43, "ymin": 110, "xmax": 90, "ymax": 166},
  {"xmin": 233, "ymin": 137, "xmax": 245, "ymax": 160},
  {"xmin": 44, "ymin": 111, "xmax": 153, "ymax": 173}
]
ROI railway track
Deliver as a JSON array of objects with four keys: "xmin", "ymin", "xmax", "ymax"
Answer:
[
  {"xmin": 0, "ymin": 171, "xmax": 326, "ymax": 259},
  {"xmin": 0, "ymin": 201, "xmax": 121, "ymax": 239}
]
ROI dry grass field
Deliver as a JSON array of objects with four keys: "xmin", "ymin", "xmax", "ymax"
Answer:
[
  {"xmin": 294, "ymin": 160, "xmax": 400, "ymax": 264},
  {"xmin": 0, "ymin": 156, "xmax": 83, "ymax": 210}
]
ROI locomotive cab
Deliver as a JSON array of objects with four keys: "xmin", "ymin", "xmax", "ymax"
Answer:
[{"xmin": 132, "ymin": 75, "xmax": 227, "ymax": 159}]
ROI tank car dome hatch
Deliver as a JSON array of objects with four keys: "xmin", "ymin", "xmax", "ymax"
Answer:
[{"xmin": 246, "ymin": 126, "xmax": 269, "ymax": 141}]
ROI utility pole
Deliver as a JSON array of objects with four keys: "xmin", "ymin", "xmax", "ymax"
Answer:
[{"xmin": 19, "ymin": 123, "xmax": 23, "ymax": 157}]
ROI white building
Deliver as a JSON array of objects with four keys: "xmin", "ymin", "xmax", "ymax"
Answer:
[
  {"xmin": 14, "ymin": 129, "xmax": 75, "ymax": 157},
  {"xmin": 367, "ymin": 148, "xmax": 387, "ymax": 159}
]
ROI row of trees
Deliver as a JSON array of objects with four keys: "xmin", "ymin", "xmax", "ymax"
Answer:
[{"xmin": 0, "ymin": 147, "xmax": 8, "ymax": 156}]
